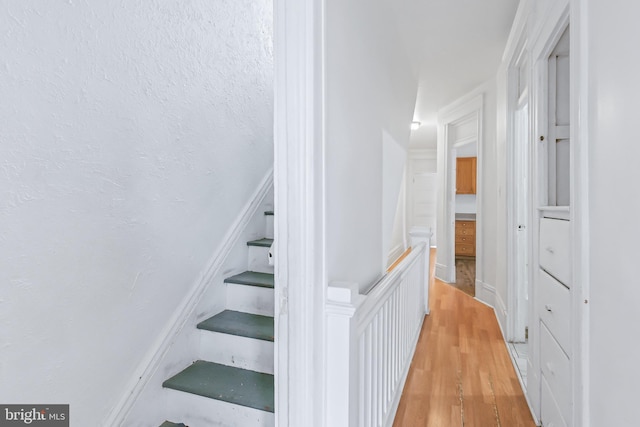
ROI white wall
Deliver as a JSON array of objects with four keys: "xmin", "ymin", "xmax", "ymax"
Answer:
[
  {"xmin": 477, "ymin": 81, "xmax": 499, "ymax": 300},
  {"xmin": 382, "ymin": 131, "xmax": 409, "ymax": 268},
  {"xmin": 455, "ymin": 195, "xmax": 477, "ymax": 214},
  {"xmin": 0, "ymin": 1, "xmax": 273, "ymax": 424},
  {"xmin": 586, "ymin": 1, "xmax": 640, "ymax": 425},
  {"xmin": 325, "ymin": 0, "xmax": 418, "ymax": 290}
]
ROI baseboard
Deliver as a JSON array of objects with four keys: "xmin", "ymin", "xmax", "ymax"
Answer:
[
  {"xmin": 474, "ymin": 279, "xmax": 495, "ymax": 308},
  {"xmin": 495, "ymin": 291, "xmax": 508, "ymax": 338},
  {"xmin": 387, "ymin": 244, "xmax": 405, "ymax": 268},
  {"xmin": 103, "ymin": 168, "xmax": 274, "ymax": 426},
  {"xmin": 435, "ymin": 263, "xmax": 449, "ymax": 282},
  {"xmin": 493, "ymin": 305, "xmax": 539, "ymax": 427}
]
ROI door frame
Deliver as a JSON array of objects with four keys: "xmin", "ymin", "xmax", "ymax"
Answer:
[
  {"xmin": 436, "ymin": 93, "xmax": 483, "ymax": 295},
  {"xmin": 273, "ymin": 0, "xmax": 326, "ymax": 426}
]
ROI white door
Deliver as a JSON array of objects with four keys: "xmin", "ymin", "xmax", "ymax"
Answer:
[{"xmin": 411, "ymin": 172, "xmax": 437, "ymax": 243}]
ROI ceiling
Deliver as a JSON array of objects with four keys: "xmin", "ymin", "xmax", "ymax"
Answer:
[{"xmin": 390, "ymin": 0, "xmax": 520, "ymax": 148}]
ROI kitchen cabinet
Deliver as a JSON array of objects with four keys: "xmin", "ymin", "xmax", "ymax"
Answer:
[
  {"xmin": 456, "ymin": 157, "xmax": 477, "ymax": 194},
  {"xmin": 455, "ymin": 220, "xmax": 475, "ymax": 257}
]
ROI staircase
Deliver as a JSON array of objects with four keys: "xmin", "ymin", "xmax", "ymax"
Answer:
[{"xmin": 159, "ymin": 211, "xmax": 275, "ymax": 427}]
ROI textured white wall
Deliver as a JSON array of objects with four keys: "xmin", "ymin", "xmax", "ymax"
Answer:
[
  {"xmin": 587, "ymin": 0, "xmax": 640, "ymax": 425},
  {"xmin": 325, "ymin": 0, "xmax": 418, "ymax": 290},
  {"xmin": 0, "ymin": 0, "xmax": 273, "ymax": 424}
]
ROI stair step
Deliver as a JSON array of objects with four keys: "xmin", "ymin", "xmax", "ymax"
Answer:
[
  {"xmin": 247, "ymin": 237, "xmax": 273, "ymax": 247},
  {"xmin": 159, "ymin": 422, "xmax": 187, "ymax": 427},
  {"xmin": 224, "ymin": 271, "xmax": 274, "ymax": 289},
  {"xmin": 198, "ymin": 310, "xmax": 274, "ymax": 342},
  {"xmin": 163, "ymin": 361, "xmax": 274, "ymax": 413}
]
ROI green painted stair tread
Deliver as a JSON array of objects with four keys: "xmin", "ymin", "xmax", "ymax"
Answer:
[
  {"xmin": 163, "ymin": 361, "xmax": 274, "ymax": 413},
  {"xmin": 159, "ymin": 422, "xmax": 187, "ymax": 427},
  {"xmin": 224, "ymin": 271, "xmax": 274, "ymax": 288},
  {"xmin": 264, "ymin": 210, "xmax": 274, "ymax": 216},
  {"xmin": 197, "ymin": 310, "xmax": 274, "ymax": 342},
  {"xmin": 246, "ymin": 238, "xmax": 273, "ymax": 247}
]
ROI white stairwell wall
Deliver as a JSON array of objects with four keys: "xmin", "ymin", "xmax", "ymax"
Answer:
[{"xmin": 0, "ymin": 1, "xmax": 274, "ymax": 425}]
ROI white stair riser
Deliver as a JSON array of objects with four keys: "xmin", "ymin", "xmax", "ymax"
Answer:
[
  {"xmin": 265, "ymin": 215, "xmax": 274, "ymax": 239},
  {"xmin": 227, "ymin": 284, "xmax": 275, "ymax": 316},
  {"xmin": 198, "ymin": 330, "xmax": 274, "ymax": 374},
  {"xmin": 162, "ymin": 388, "xmax": 274, "ymax": 427},
  {"xmin": 248, "ymin": 246, "xmax": 274, "ymax": 274}
]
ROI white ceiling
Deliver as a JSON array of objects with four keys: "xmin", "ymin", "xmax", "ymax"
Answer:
[{"xmin": 390, "ymin": 0, "xmax": 520, "ymax": 148}]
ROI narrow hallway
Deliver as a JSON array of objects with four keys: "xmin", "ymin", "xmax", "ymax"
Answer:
[{"xmin": 393, "ymin": 250, "xmax": 535, "ymax": 426}]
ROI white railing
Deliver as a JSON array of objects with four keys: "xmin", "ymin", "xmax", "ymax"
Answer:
[{"xmin": 325, "ymin": 228, "xmax": 431, "ymax": 427}]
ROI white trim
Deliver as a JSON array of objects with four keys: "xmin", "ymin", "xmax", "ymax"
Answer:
[
  {"xmin": 474, "ymin": 279, "xmax": 495, "ymax": 308},
  {"xmin": 435, "ymin": 263, "xmax": 449, "ymax": 282},
  {"xmin": 570, "ymin": 0, "xmax": 589, "ymax": 424},
  {"xmin": 452, "ymin": 135, "xmax": 477, "ymax": 148},
  {"xmin": 494, "ymin": 306, "xmax": 540, "ymax": 426},
  {"xmin": 103, "ymin": 169, "xmax": 274, "ymax": 426},
  {"xmin": 274, "ymin": 0, "xmax": 326, "ymax": 425},
  {"xmin": 495, "ymin": 289, "xmax": 508, "ymax": 339},
  {"xmin": 408, "ymin": 148, "xmax": 437, "ymax": 159},
  {"xmin": 502, "ymin": 0, "xmax": 530, "ymax": 64},
  {"xmin": 387, "ymin": 244, "xmax": 405, "ymax": 266}
]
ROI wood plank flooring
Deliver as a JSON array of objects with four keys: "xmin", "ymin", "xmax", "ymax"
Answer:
[{"xmin": 393, "ymin": 250, "xmax": 535, "ymax": 427}]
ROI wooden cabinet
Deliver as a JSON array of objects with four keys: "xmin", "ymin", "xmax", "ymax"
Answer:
[
  {"xmin": 456, "ymin": 157, "xmax": 477, "ymax": 194},
  {"xmin": 455, "ymin": 220, "xmax": 475, "ymax": 257}
]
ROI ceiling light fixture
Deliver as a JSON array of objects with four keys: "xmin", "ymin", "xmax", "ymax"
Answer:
[{"xmin": 411, "ymin": 121, "xmax": 421, "ymax": 130}]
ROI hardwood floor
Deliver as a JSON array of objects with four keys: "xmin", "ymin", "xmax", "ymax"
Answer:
[{"xmin": 393, "ymin": 249, "xmax": 535, "ymax": 427}]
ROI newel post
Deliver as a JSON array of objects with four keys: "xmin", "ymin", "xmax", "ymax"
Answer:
[
  {"xmin": 325, "ymin": 282, "xmax": 363, "ymax": 427},
  {"xmin": 409, "ymin": 226, "xmax": 432, "ymax": 314}
]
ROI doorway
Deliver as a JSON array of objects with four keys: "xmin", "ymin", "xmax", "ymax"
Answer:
[
  {"xmin": 436, "ymin": 93, "xmax": 484, "ymax": 301},
  {"xmin": 452, "ymin": 142, "xmax": 478, "ymax": 297}
]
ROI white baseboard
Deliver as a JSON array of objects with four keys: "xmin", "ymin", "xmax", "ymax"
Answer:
[
  {"xmin": 387, "ymin": 244, "xmax": 405, "ymax": 267},
  {"xmin": 495, "ymin": 291, "xmax": 508, "ymax": 337},
  {"xmin": 435, "ymin": 263, "xmax": 450, "ymax": 282},
  {"xmin": 474, "ymin": 279, "xmax": 495, "ymax": 308},
  {"xmin": 103, "ymin": 168, "xmax": 274, "ymax": 426}
]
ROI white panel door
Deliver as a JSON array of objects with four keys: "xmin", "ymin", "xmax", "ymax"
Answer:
[{"xmin": 411, "ymin": 172, "xmax": 437, "ymax": 243}]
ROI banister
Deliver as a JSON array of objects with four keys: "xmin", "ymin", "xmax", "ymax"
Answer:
[{"xmin": 325, "ymin": 227, "xmax": 431, "ymax": 427}]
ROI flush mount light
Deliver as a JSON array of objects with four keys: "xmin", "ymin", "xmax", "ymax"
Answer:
[{"xmin": 411, "ymin": 121, "xmax": 421, "ymax": 130}]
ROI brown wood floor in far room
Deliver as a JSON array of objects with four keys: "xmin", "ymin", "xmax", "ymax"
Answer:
[
  {"xmin": 452, "ymin": 257, "xmax": 475, "ymax": 297},
  {"xmin": 393, "ymin": 249, "xmax": 534, "ymax": 427}
]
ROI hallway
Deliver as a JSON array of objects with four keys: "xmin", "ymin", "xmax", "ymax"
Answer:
[{"xmin": 393, "ymin": 250, "xmax": 535, "ymax": 426}]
